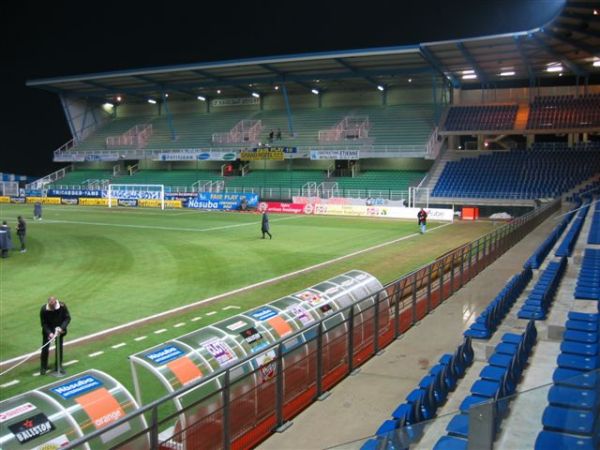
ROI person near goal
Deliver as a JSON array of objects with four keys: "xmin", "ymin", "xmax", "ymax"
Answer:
[{"xmin": 40, "ymin": 296, "xmax": 71, "ymax": 375}]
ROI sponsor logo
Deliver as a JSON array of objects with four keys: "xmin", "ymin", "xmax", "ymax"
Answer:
[
  {"xmin": 257, "ymin": 350, "xmax": 277, "ymax": 382},
  {"xmin": 297, "ymin": 290, "xmax": 322, "ymax": 305},
  {"xmin": 319, "ymin": 303, "xmax": 333, "ymax": 314},
  {"xmin": 303, "ymin": 203, "xmax": 314, "ymax": 215},
  {"xmin": 61, "ymin": 198, "xmax": 79, "ymax": 205},
  {"xmin": 145, "ymin": 345, "xmax": 184, "ymax": 365},
  {"xmin": 202, "ymin": 339, "xmax": 237, "ymax": 366},
  {"xmin": 250, "ymin": 307, "xmax": 278, "ymax": 321},
  {"xmin": 51, "ymin": 376, "xmax": 102, "ymax": 399},
  {"xmin": 222, "ymin": 152, "xmax": 237, "ymax": 161},
  {"xmin": 198, "ymin": 153, "xmax": 211, "ymax": 160},
  {"xmin": 287, "ymin": 305, "xmax": 314, "ymax": 326},
  {"xmin": 10, "ymin": 197, "xmax": 26, "ymax": 204},
  {"xmin": 117, "ymin": 199, "xmax": 138, "ymax": 207},
  {"xmin": 8, "ymin": 413, "xmax": 55, "ymax": 444},
  {"xmin": 0, "ymin": 402, "xmax": 36, "ymax": 423},
  {"xmin": 325, "ymin": 286, "xmax": 340, "ymax": 295},
  {"xmin": 226, "ymin": 320, "xmax": 247, "ymax": 331},
  {"xmin": 30, "ymin": 434, "xmax": 70, "ymax": 450}
]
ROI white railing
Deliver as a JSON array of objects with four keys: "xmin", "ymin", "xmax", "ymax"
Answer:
[
  {"xmin": 241, "ymin": 163, "xmax": 251, "ymax": 176},
  {"xmin": 318, "ymin": 116, "xmax": 370, "ymax": 142},
  {"xmin": 212, "ymin": 120, "xmax": 263, "ymax": 144},
  {"xmin": 106, "ymin": 124, "xmax": 153, "ymax": 148},
  {"xmin": 301, "ymin": 182, "xmax": 318, "ymax": 197},
  {"xmin": 326, "ymin": 164, "xmax": 335, "ymax": 178},
  {"xmin": 26, "ymin": 165, "xmax": 73, "ymax": 190},
  {"xmin": 425, "ymin": 126, "xmax": 444, "ymax": 160}
]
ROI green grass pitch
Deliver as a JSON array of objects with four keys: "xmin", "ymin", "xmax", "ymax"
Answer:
[{"xmin": 0, "ymin": 203, "xmax": 493, "ymax": 398}]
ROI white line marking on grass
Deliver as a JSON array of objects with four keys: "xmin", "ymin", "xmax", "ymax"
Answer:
[
  {"xmin": 134, "ymin": 336, "xmax": 147, "ymax": 341},
  {"xmin": 89, "ymin": 351, "xmax": 104, "ymax": 357},
  {"xmin": 63, "ymin": 360, "xmax": 78, "ymax": 367},
  {"xmin": 191, "ymin": 317, "xmax": 202, "ymax": 322},
  {"xmin": 223, "ymin": 306, "xmax": 241, "ymax": 310},
  {"xmin": 1, "ymin": 380, "xmax": 19, "ymax": 388},
  {"xmin": 173, "ymin": 322, "xmax": 186, "ymax": 328},
  {"xmin": 1, "ymin": 222, "xmax": 452, "ymax": 367},
  {"xmin": 154, "ymin": 329, "xmax": 167, "ymax": 334},
  {"xmin": 32, "ymin": 372, "xmax": 40, "ymax": 377},
  {"xmin": 41, "ymin": 215, "xmax": 300, "ymax": 234},
  {"xmin": 206, "ymin": 311, "xmax": 217, "ymax": 316},
  {"xmin": 111, "ymin": 343, "xmax": 126, "ymax": 349}
]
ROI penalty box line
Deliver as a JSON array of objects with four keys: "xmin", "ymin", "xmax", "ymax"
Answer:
[{"xmin": 0, "ymin": 222, "xmax": 451, "ymax": 368}]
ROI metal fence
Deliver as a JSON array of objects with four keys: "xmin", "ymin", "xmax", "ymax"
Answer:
[{"xmin": 62, "ymin": 199, "xmax": 559, "ymax": 450}]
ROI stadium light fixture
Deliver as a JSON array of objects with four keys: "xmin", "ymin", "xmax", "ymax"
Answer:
[
  {"xmin": 500, "ymin": 71, "xmax": 515, "ymax": 76},
  {"xmin": 274, "ymin": 85, "xmax": 279, "ymax": 91},
  {"xmin": 462, "ymin": 69, "xmax": 475, "ymax": 75},
  {"xmin": 462, "ymin": 74, "xmax": 477, "ymax": 79},
  {"xmin": 116, "ymin": 96, "xmax": 122, "ymax": 102},
  {"xmin": 546, "ymin": 65, "xmax": 563, "ymax": 72},
  {"xmin": 594, "ymin": 9, "xmax": 598, "ymax": 15},
  {"xmin": 252, "ymin": 92, "xmax": 260, "ymax": 98},
  {"xmin": 197, "ymin": 95, "xmax": 206, "ymax": 101},
  {"xmin": 377, "ymin": 85, "xmax": 385, "ymax": 91},
  {"xmin": 164, "ymin": 93, "xmax": 169, "ymax": 98},
  {"xmin": 311, "ymin": 89, "xmax": 320, "ymax": 95},
  {"xmin": 593, "ymin": 60, "xmax": 600, "ymax": 67},
  {"xmin": 103, "ymin": 102, "xmax": 114, "ymax": 108},
  {"xmin": 147, "ymin": 99, "xmax": 157, "ymax": 104},
  {"xmin": 408, "ymin": 78, "xmax": 412, "ymax": 83},
  {"xmin": 217, "ymin": 89, "xmax": 221, "ymax": 94}
]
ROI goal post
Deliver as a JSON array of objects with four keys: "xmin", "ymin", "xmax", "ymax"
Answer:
[
  {"xmin": 107, "ymin": 184, "xmax": 165, "ymax": 210},
  {"xmin": 408, "ymin": 187, "xmax": 430, "ymax": 209}
]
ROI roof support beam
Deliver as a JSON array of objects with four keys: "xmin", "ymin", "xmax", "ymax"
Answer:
[
  {"xmin": 335, "ymin": 58, "xmax": 380, "ymax": 87},
  {"xmin": 259, "ymin": 63, "xmax": 315, "ymax": 91},
  {"xmin": 542, "ymin": 29, "xmax": 600, "ymax": 57},
  {"xmin": 82, "ymin": 80, "xmax": 147, "ymax": 101},
  {"xmin": 456, "ymin": 42, "xmax": 488, "ymax": 84},
  {"xmin": 554, "ymin": 21, "xmax": 600, "ymax": 39},
  {"xmin": 513, "ymin": 35, "xmax": 536, "ymax": 86},
  {"xmin": 192, "ymin": 69, "xmax": 254, "ymax": 95},
  {"xmin": 419, "ymin": 45, "xmax": 460, "ymax": 88},
  {"xmin": 532, "ymin": 33, "xmax": 588, "ymax": 77}
]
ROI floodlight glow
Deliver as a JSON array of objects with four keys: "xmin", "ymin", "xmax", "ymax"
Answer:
[
  {"xmin": 593, "ymin": 60, "xmax": 600, "ymax": 67},
  {"xmin": 147, "ymin": 99, "xmax": 157, "ymax": 104},
  {"xmin": 311, "ymin": 89, "xmax": 320, "ymax": 95},
  {"xmin": 164, "ymin": 93, "xmax": 169, "ymax": 98},
  {"xmin": 594, "ymin": 9, "xmax": 598, "ymax": 15},
  {"xmin": 500, "ymin": 71, "xmax": 515, "ymax": 76},
  {"xmin": 377, "ymin": 85, "xmax": 384, "ymax": 91},
  {"xmin": 462, "ymin": 69, "xmax": 475, "ymax": 75},
  {"xmin": 274, "ymin": 85, "xmax": 279, "ymax": 90},
  {"xmin": 462, "ymin": 74, "xmax": 477, "ymax": 79},
  {"xmin": 116, "ymin": 96, "xmax": 122, "ymax": 102},
  {"xmin": 546, "ymin": 65, "xmax": 563, "ymax": 72},
  {"xmin": 103, "ymin": 102, "xmax": 114, "ymax": 108},
  {"xmin": 217, "ymin": 89, "xmax": 221, "ymax": 94},
  {"xmin": 197, "ymin": 95, "xmax": 206, "ymax": 101},
  {"xmin": 252, "ymin": 92, "xmax": 260, "ymax": 98},
  {"xmin": 408, "ymin": 78, "xmax": 412, "ymax": 83}
]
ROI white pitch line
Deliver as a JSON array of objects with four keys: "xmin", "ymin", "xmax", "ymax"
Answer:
[
  {"xmin": 1, "ymin": 222, "xmax": 452, "ymax": 367},
  {"xmin": 154, "ymin": 329, "xmax": 167, "ymax": 334},
  {"xmin": 173, "ymin": 322, "xmax": 186, "ymax": 328},
  {"xmin": 89, "ymin": 351, "xmax": 104, "ymax": 357},
  {"xmin": 223, "ymin": 306, "xmax": 241, "ymax": 310},
  {"xmin": 111, "ymin": 343, "xmax": 126, "ymax": 349},
  {"xmin": 134, "ymin": 336, "xmax": 147, "ymax": 341},
  {"xmin": 40, "ymin": 215, "xmax": 301, "ymax": 234},
  {"xmin": 191, "ymin": 317, "xmax": 202, "ymax": 322},
  {"xmin": 205, "ymin": 311, "xmax": 217, "ymax": 316},
  {"xmin": 32, "ymin": 372, "xmax": 41, "ymax": 377},
  {"xmin": 1, "ymin": 380, "xmax": 19, "ymax": 388},
  {"xmin": 63, "ymin": 360, "xmax": 78, "ymax": 367}
]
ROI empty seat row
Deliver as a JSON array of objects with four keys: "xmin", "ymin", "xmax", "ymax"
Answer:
[
  {"xmin": 434, "ymin": 321, "xmax": 538, "ymax": 450},
  {"xmin": 524, "ymin": 209, "xmax": 574, "ymax": 269},
  {"xmin": 555, "ymin": 203, "xmax": 590, "ymax": 257},
  {"xmin": 575, "ymin": 248, "xmax": 600, "ymax": 301},
  {"xmin": 518, "ymin": 257, "xmax": 568, "ymax": 320},
  {"xmin": 535, "ymin": 308, "xmax": 600, "ymax": 450},
  {"xmin": 464, "ymin": 267, "xmax": 532, "ymax": 339},
  {"xmin": 361, "ymin": 339, "xmax": 474, "ymax": 450},
  {"xmin": 588, "ymin": 203, "xmax": 600, "ymax": 245}
]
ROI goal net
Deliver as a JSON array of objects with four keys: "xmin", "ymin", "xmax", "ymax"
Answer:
[
  {"xmin": 107, "ymin": 184, "xmax": 165, "ymax": 210},
  {"xmin": 408, "ymin": 187, "xmax": 430, "ymax": 209}
]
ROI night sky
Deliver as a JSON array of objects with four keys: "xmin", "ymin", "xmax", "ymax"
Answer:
[{"xmin": 1, "ymin": 0, "xmax": 564, "ymax": 177}]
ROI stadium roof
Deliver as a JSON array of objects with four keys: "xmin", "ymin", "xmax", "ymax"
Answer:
[{"xmin": 27, "ymin": 0, "xmax": 600, "ymax": 102}]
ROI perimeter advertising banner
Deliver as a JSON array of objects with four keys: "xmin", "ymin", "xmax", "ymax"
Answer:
[
  {"xmin": 48, "ymin": 189, "xmax": 103, "ymax": 198},
  {"xmin": 153, "ymin": 151, "xmax": 238, "ymax": 161},
  {"xmin": 240, "ymin": 147, "xmax": 286, "ymax": 161},
  {"xmin": 257, "ymin": 202, "xmax": 313, "ymax": 215},
  {"xmin": 25, "ymin": 197, "xmax": 61, "ymax": 205},
  {"xmin": 186, "ymin": 192, "xmax": 259, "ymax": 210},
  {"xmin": 309, "ymin": 150, "xmax": 360, "ymax": 160}
]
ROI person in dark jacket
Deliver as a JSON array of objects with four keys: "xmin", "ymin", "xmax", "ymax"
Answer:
[
  {"xmin": 16, "ymin": 216, "xmax": 26, "ymax": 252},
  {"xmin": 40, "ymin": 296, "xmax": 71, "ymax": 375},
  {"xmin": 417, "ymin": 208, "xmax": 428, "ymax": 234},
  {"xmin": 33, "ymin": 201, "xmax": 43, "ymax": 220},
  {"xmin": 261, "ymin": 212, "xmax": 272, "ymax": 239},
  {"xmin": 0, "ymin": 221, "xmax": 11, "ymax": 258}
]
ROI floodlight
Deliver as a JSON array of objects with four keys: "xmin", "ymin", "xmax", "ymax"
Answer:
[
  {"xmin": 103, "ymin": 102, "xmax": 114, "ymax": 108},
  {"xmin": 462, "ymin": 74, "xmax": 477, "ymax": 79},
  {"xmin": 408, "ymin": 78, "xmax": 412, "ymax": 83},
  {"xmin": 462, "ymin": 70, "xmax": 475, "ymax": 75},
  {"xmin": 252, "ymin": 92, "xmax": 260, "ymax": 98},
  {"xmin": 217, "ymin": 89, "xmax": 221, "ymax": 94},
  {"xmin": 116, "ymin": 96, "xmax": 122, "ymax": 102},
  {"xmin": 197, "ymin": 95, "xmax": 206, "ymax": 101},
  {"xmin": 377, "ymin": 85, "xmax": 385, "ymax": 91},
  {"xmin": 546, "ymin": 65, "xmax": 563, "ymax": 72},
  {"xmin": 500, "ymin": 71, "xmax": 515, "ymax": 76},
  {"xmin": 274, "ymin": 85, "xmax": 279, "ymax": 90},
  {"xmin": 311, "ymin": 89, "xmax": 319, "ymax": 95},
  {"xmin": 147, "ymin": 99, "xmax": 157, "ymax": 104},
  {"xmin": 593, "ymin": 60, "xmax": 600, "ymax": 67}
]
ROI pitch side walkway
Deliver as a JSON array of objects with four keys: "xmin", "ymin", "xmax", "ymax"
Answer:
[{"xmin": 257, "ymin": 209, "xmax": 564, "ymax": 450}]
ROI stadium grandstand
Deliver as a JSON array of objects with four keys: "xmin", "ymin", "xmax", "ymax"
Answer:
[{"xmin": 1, "ymin": 1, "xmax": 600, "ymax": 450}]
